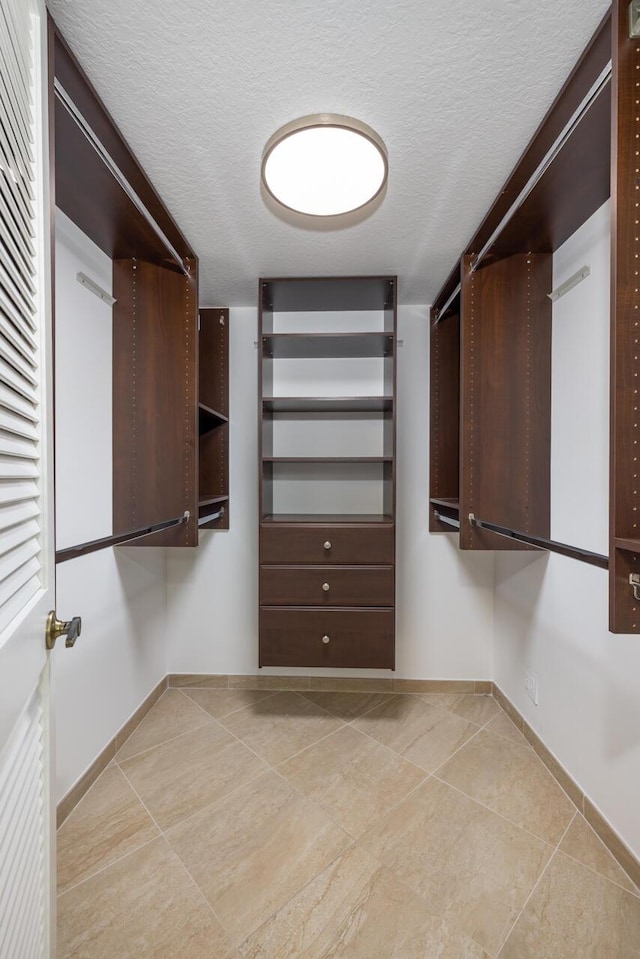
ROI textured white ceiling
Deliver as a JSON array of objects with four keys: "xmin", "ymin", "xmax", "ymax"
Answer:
[{"xmin": 47, "ymin": 0, "xmax": 611, "ymax": 306}]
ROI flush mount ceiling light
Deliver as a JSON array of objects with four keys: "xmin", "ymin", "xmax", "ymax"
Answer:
[{"xmin": 261, "ymin": 114, "xmax": 388, "ymax": 217}]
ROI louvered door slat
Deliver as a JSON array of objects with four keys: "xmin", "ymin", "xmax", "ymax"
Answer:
[
  {"xmin": 0, "ymin": 691, "xmax": 45, "ymax": 959},
  {"xmin": 0, "ymin": 2, "xmax": 32, "ymax": 88},
  {"xmin": 0, "ymin": 356, "xmax": 35, "ymax": 404},
  {"xmin": 0, "ymin": 518, "xmax": 38, "ymax": 557},
  {"xmin": 0, "ymin": 138, "xmax": 34, "ymax": 234},
  {"xmin": 0, "ymin": 332, "xmax": 37, "ymax": 384},
  {"xmin": 0, "ymin": 60, "xmax": 32, "ymax": 155},
  {"xmin": 0, "ymin": 407, "xmax": 38, "ymax": 442},
  {"xmin": 0, "ymin": 214, "xmax": 35, "ymax": 287},
  {"xmin": 0, "ymin": 499, "xmax": 38, "ymax": 533},
  {"xmin": 0, "ymin": 173, "xmax": 35, "ymax": 249},
  {"xmin": 0, "ymin": 383, "xmax": 37, "ymax": 422}
]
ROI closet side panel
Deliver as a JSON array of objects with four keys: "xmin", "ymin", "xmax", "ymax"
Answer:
[
  {"xmin": 460, "ymin": 253, "xmax": 552, "ymax": 550},
  {"xmin": 112, "ymin": 259, "xmax": 198, "ymax": 546}
]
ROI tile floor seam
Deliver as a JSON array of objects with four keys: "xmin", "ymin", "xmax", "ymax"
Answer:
[
  {"xmin": 426, "ymin": 723, "xmax": 487, "ymax": 778},
  {"xmin": 180, "ymin": 687, "xmax": 281, "ymax": 721},
  {"xmin": 494, "ymin": 810, "xmax": 578, "ymax": 958},
  {"xmin": 56, "ymin": 761, "xmax": 128, "ymax": 831},
  {"xmin": 297, "ymin": 690, "xmax": 397, "ymax": 724},
  {"xmin": 430, "ymin": 772, "xmax": 565, "ymax": 850},
  {"xmin": 134, "ymin": 760, "xmax": 271, "ymax": 838},
  {"xmin": 56, "ymin": 831, "xmax": 162, "ymax": 900},
  {"xmin": 432, "ymin": 721, "xmax": 585, "ymax": 827},
  {"xmin": 554, "ymin": 847, "xmax": 640, "ymax": 900},
  {"xmin": 115, "ymin": 714, "xmax": 216, "ymax": 766},
  {"xmin": 113, "ymin": 757, "xmax": 245, "ymax": 948},
  {"xmin": 220, "ymin": 713, "xmax": 351, "ymax": 771},
  {"xmin": 161, "ymin": 830, "xmax": 240, "ymax": 951},
  {"xmin": 352, "ymin": 692, "xmax": 487, "ymax": 729},
  {"xmin": 339, "ymin": 707, "xmax": 469, "ymax": 776}
]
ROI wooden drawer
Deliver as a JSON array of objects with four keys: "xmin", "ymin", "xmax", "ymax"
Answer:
[
  {"xmin": 260, "ymin": 566, "xmax": 394, "ymax": 607},
  {"xmin": 260, "ymin": 524, "xmax": 394, "ymax": 565},
  {"xmin": 259, "ymin": 607, "xmax": 395, "ymax": 669}
]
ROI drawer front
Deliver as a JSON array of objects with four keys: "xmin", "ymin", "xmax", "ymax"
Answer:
[
  {"xmin": 259, "ymin": 607, "xmax": 395, "ymax": 669},
  {"xmin": 260, "ymin": 566, "xmax": 394, "ymax": 607},
  {"xmin": 260, "ymin": 525, "xmax": 394, "ymax": 565}
]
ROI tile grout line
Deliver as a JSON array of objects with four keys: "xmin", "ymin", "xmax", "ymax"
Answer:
[
  {"xmin": 116, "ymin": 760, "xmax": 239, "ymax": 951},
  {"xmin": 493, "ymin": 810, "xmax": 578, "ymax": 958},
  {"xmin": 553, "ymin": 846, "xmax": 640, "ymax": 900},
  {"xmin": 179, "ymin": 686, "xmax": 281, "ymax": 720},
  {"xmin": 57, "ymin": 832, "xmax": 162, "ymax": 899},
  {"xmin": 429, "ymin": 773, "xmax": 567, "ymax": 851},
  {"xmin": 115, "ymin": 716, "xmax": 216, "ymax": 766}
]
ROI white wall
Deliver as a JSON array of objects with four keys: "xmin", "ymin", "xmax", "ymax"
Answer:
[
  {"xmin": 166, "ymin": 305, "xmax": 495, "ymax": 679},
  {"xmin": 52, "ymin": 211, "xmax": 168, "ymax": 801},
  {"xmin": 495, "ymin": 201, "xmax": 640, "ymax": 860}
]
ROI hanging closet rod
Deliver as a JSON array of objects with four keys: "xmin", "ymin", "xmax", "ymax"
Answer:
[
  {"xmin": 55, "ymin": 511, "xmax": 190, "ymax": 563},
  {"xmin": 198, "ymin": 507, "xmax": 225, "ymax": 527},
  {"xmin": 433, "ymin": 60, "xmax": 611, "ymax": 325},
  {"xmin": 54, "ymin": 78, "xmax": 189, "ymax": 277},
  {"xmin": 470, "ymin": 61, "xmax": 611, "ymax": 274},
  {"xmin": 433, "ymin": 511, "xmax": 461, "ymax": 530},
  {"xmin": 469, "ymin": 514, "xmax": 609, "ymax": 569}
]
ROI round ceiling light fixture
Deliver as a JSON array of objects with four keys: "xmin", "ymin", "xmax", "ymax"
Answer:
[{"xmin": 261, "ymin": 114, "xmax": 388, "ymax": 217}]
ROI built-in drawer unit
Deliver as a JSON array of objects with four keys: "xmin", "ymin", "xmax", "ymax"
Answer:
[
  {"xmin": 260, "ymin": 566, "xmax": 394, "ymax": 607},
  {"xmin": 260, "ymin": 524, "xmax": 394, "ymax": 566},
  {"xmin": 259, "ymin": 607, "xmax": 395, "ymax": 669},
  {"xmin": 258, "ymin": 276, "xmax": 397, "ymax": 668}
]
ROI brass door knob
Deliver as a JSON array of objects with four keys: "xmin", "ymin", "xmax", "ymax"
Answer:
[
  {"xmin": 45, "ymin": 611, "xmax": 82, "ymax": 650},
  {"xmin": 322, "ymin": 635, "xmax": 331, "ymax": 644},
  {"xmin": 323, "ymin": 541, "xmax": 331, "ymax": 550},
  {"xmin": 322, "ymin": 582, "xmax": 330, "ymax": 592}
]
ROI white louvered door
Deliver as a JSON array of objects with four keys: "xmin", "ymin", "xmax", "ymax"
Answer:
[{"xmin": 0, "ymin": 0, "xmax": 54, "ymax": 956}]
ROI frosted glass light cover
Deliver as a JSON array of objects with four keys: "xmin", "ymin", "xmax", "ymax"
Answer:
[{"xmin": 262, "ymin": 115, "xmax": 388, "ymax": 216}]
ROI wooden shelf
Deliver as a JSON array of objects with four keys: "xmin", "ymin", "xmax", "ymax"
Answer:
[
  {"xmin": 199, "ymin": 494, "xmax": 228, "ymax": 508},
  {"xmin": 613, "ymin": 537, "xmax": 640, "ymax": 554},
  {"xmin": 430, "ymin": 497, "xmax": 460, "ymax": 512},
  {"xmin": 262, "ymin": 333, "xmax": 394, "ymax": 359},
  {"xmin": 263, "ymin": 396, "xmax": 393, "ymax": 413},
  {"xmin": 199, "ymin": 402, "xmax": 228, "ymax": 432},
  {"xmin": 261, "ymin": 513, "xmax": 394, "ymax": 525},
  {"xmin": 263, "ymin": 456, "xmax": 392, "ymax": 464}
]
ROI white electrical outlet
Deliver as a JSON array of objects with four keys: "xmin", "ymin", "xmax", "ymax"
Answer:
[{"xmin": 525, "ymin": 671, "xmax": 539, "ymax": 705}]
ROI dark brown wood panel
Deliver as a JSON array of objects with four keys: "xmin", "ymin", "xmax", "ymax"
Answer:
[
  {"xmin": 260, "ymin": 524, "xmax": 394, "ymax": 566},
  {"xmin": 459, "ymin": 254, "xmax": 552, "ymax": 551},
  {"xmin": 432, "ymin": 10, "xmax": 611, "ymax": 312},
  {"xmin": 53, "ymin": 26, "xmax": 192, "ymax": 263},
  {"xmin": 429, "ymin": 308, "xmax": 460, "ymax": 532},
  {"xmin": 113, "ymin": 258, "xmax": 198, "ymax": 546},
  {"xmin": 260, "ymin": 566, "xmax": 394, "ymax": 607},
  {"xmin": 610, "ymin": 0, "xmax": 640, "ymax": 631},
  {"xmin": 259, "ymin": 607, "xmax": 395, "ymax": 669},
  {"xmin": 198, "ymin": 308, "xmax": 229, "ymax": 531},
  {"xmin": 199, "ymin": 309, "xmax": 228, "ymax": 416}
]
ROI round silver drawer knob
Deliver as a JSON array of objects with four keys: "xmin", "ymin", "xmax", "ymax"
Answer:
[
  {"xmin": 323, "ymin": 541, "xmax": 332, "ymax": 550},
  {"xmin": 322, "ymin": 634, "xmax": 331, "ymax": 644},
  {"xmin": 322, "ymin": 582, "xmax": 330, "ymax": 592}
]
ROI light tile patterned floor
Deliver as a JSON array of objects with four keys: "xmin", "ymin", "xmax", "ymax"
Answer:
[{"xmin": 56, "ymin": 689, "xmax": 640, "ymax": 958}]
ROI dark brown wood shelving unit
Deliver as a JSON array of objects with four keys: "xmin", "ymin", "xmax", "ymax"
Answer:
[
  {"xmin": 429, "ymin": 1, "xmax": 640, "ymax": 632},
  {"xmin": 259, "ymin": 276, "xmax": 397, "ymax": 668},
  {"xmin": 198, "ymin": 308, "xmax": 229, "ymax": 531},
  {"xmin": 51, "ymin": 21, "xmax": 199, "ymax": 552}
]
